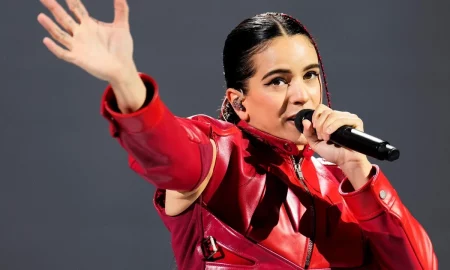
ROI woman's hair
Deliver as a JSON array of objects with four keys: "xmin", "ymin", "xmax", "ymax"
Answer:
[{"xmin": 219, "ymin": 12, "xmax": 330, "ymax": 123}]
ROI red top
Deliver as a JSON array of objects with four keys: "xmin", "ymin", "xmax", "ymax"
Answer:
[{"xmin": 100, "ymin": 73, "xmax": 437, "ymax": 269}]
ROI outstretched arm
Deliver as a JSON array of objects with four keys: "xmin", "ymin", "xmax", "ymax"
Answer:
[
  {"xmin": 101, "ymin": 73, "xmax": 216, "ymax": 191},
  {"xmin": 38, "ymin": 0, "xmax": 215, "ymax": 191}
]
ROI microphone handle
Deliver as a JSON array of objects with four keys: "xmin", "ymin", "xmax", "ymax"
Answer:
[{"xmin": 329, "ymin": 126, "xmax": 400, "ymax": 161}]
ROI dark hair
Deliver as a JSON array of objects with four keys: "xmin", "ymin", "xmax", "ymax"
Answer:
[{"xmin": 219, "ymin": 12, "xmax": 330, "ymax": 123}]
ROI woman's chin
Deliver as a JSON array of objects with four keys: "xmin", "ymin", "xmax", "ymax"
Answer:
[
  {"xmin": 294, "ymin": 134, "xmax": 308, "ymax": 147},
  {"xmin": 283, "ymin": 130, "xmax": 308, "ymax": 147}
]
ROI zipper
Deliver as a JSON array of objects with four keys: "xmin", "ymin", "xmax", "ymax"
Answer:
[{"xmin": 291, "ymin": 156, "xmax": 316, "ymax": 269}]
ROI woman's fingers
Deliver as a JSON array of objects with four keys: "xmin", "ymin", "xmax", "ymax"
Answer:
[
  {"xmin": 42, "ymin": 37, "xmax": 74, "ymax": 63},
  {"xmin": 40, "ymin": 0, "xmax": 78, "ymax": 33},
  {"xmin": 38, "ymin": 13, "xmax": 73, "ymax": 50},
  {"xmin": 113, "ymin": 0, "xmax": 129, "ymax": 26},
  {"xmin": 66, "ymin": 0, "xmax": 89, "ymax": 22}
]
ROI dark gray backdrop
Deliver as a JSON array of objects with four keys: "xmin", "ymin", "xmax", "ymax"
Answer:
[{"xmin": 1, "ymin": 0, "xmax": 448, "ymax": 269}]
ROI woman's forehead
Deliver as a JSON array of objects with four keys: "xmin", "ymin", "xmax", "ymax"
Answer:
[{"xmin": 252, "ymin": 35, "xmax": 319, "ymax": 75}]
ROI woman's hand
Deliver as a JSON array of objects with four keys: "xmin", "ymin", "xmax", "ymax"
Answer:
[
  {"xmin": 302, "ymin": 104, "xmax": 373, "ymax": 189},
  {"xmin": 38, "ymin": 0, "xmax": 146, "ymax": 113},
  {"xmin": 37, "ymin": 0, "xmax": 135, "ymax": 82}
]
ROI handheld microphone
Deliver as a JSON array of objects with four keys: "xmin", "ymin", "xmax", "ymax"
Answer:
[{"xmin": 294, "ymin": 109, "xmax": 400, "ymax": 161}]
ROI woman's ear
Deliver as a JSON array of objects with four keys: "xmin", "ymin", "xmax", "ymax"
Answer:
[{"xmin": 226, "ymin": 88, "xmax": 249, "ymax": 121}]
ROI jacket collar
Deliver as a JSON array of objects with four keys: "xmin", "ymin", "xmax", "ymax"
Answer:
[{"xmin": 236, "ymin": 120, "xmax": 314, "ymax": 158}]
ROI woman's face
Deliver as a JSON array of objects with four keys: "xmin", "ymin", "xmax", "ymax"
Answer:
[{"xmin": 227, "ymin": 34, "xmax": 322, "ymax": 146}]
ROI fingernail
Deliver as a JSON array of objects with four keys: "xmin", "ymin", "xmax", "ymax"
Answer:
[{"xmin": 326, "ymin": 127, "xmax": 332, "ymax": 134}]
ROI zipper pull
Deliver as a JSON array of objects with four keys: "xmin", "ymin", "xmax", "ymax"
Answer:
[
  {"xmin": 291, "ymin": 156, "xmax": 304, "ymax": 179},
  {"xmin": 295, "ymin": 163, "xmax": 304, "ymax": 179}
]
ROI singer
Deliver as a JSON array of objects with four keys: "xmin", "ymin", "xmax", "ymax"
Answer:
[{"xmin": 38, "ymin": 0, "xmax": 437, "ymax": 269}]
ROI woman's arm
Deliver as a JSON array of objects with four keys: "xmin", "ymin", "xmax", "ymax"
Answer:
[
  {"xmin": 335, "ymin": 165, "xmax": 438, "ymax": 269},
  {"xmin": 101, "ymin": 73, "xmax": 215, "ymax": 191}
]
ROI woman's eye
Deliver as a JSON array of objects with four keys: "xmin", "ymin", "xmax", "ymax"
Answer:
[
  {"xmin": 268, "ymin": 77, "xmax": 288, "ymax": 86},
  {"xmin": 304, "ymin": 71, "xmax": 319, "ymax": 80}
]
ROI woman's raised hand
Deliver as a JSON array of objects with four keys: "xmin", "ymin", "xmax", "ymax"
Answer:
[{"xmin": 37, "ymin": 0, "xmax": 136, "ymax": 83}]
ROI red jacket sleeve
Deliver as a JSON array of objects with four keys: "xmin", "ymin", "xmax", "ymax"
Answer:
[
  {"xmin": 100, "ymin": 73, "xmax": 215, "ymax": 191},
  {"xmin": 338, "ymin": 165, "xmax": 438, "ymax": 269}
]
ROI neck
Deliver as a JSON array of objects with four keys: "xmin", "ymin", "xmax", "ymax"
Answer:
[{"xmin": 297, "ymin": 144, "xmax": 306, "ymax": 151}]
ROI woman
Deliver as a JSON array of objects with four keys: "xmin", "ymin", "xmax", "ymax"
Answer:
[{"xmin": 37, "ymin": 0, "xmax": 437, "ymax": 269}]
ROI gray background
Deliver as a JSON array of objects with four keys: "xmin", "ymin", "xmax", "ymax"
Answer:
[{"xmin": 1, "ymin": 0, "xmax": 448, "ymax": 269}]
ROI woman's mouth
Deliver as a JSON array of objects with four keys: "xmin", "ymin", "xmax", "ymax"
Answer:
[{"xmin": 286, "ymin": 115, "xmax": 297, "ymax": 122}]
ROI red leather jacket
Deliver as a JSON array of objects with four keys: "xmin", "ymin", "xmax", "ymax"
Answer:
[{"xmin": 100, "ymin": 73, "xmax": 437, "ymax": 269}]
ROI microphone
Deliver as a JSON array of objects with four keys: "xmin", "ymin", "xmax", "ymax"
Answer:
[{"xmin": 294, "ymin": 109, "xmax": 400, "ymax": 161}]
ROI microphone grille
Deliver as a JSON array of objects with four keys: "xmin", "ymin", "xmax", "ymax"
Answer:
[{"xmin": 294, "ymin": 109, "xmax": 314, "ymax": 133}]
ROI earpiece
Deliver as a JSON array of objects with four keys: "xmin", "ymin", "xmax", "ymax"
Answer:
[{"xmin": 232, "ymin": 98, "xmax": 245, "ymax": 111}]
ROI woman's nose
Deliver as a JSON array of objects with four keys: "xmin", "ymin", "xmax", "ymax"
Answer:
[{"xmin": 288, "ymin": 82, "xmax": 310, "ymax": 105}]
